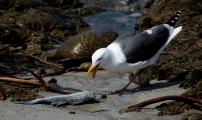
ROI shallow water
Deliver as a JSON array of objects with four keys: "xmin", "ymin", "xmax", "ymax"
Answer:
[{"xmin": 84, "ymin": 11, "xmax": 141, "ymax": 34}]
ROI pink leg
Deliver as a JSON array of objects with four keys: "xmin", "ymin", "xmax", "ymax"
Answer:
[
  {"xmin": 135, "ymin": 72, "xmax": 150, "ymax": 87},
  {"xmin": 109, "ymin": 71, "xmax": 150, "ymax": 95},
  {"xmin": 109, "ymin": 72, "xmax": 138, "ymax": 95}
]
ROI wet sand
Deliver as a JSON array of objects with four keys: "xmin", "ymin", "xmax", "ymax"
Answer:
[{"xmin": 0, "ymin": 71, "xmax": 186, "ymax": 120}]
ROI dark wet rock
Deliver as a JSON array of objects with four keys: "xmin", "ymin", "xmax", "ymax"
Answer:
[
  {"xmin": 0, "ymin": 80, "xmax": 43, "ymax": 102},
  {"xmin": 0, "ymin": 0, "xmax": 91, "ymax": 75},
  {"xmin": 5, "ymin": 85, "xmax": 43, "ymax": 102},
  {"xmin": 157, "ymin": 100, "xmax": 202, "ymax": 117},
  {"xmin": 182, "ymin": 81, "xmax": 202, "ymax": 100},
  {"xmin": 139, "ymin": 0, "xmax": 154, "ymax": 9},
  {"xmin": 55, "ymin": 31, "xmax": 118, "ymax": 59},
  {"xmin": 0, "ymin": 3, "xmax": 89, "ymax": 40},
  {"xmin": 0, "ymin": 53, "xmax": 37, "ymax": 75},
  {"xmin": 0, "ymin": 0, "xmax": 83, "ymax": 11},
  {"xmin": 81, "ymin": 0, "xmax": 146, "ymax": 12},
  {"xmin": 136, "ymin": 0, "xmax": 202, "ymax": 88},
  {"xmin": 0, "ymin": 6, "xmax": 89, "ymax": 55},
  {"xmin": 0, "ymin": 0, "xmax": 47, "ymax": 11},
  {"xmin": 180, "ymin": 112, "xmax": 202, "ymax": 120},
  {"xmin": 45, "ymin": 0, "xmax": 83, "ymax": 10},
  {"xmin": 157, "ymin": 81, "xmax": 202, "ymax": 115},
  {"xmin": 14, "ymin": 0, "xmax": 47, "ymax": 11},
  {"xmin": 157, "ymin": 102, "xmax": 192, "ymax": 116},
  {"xmin": 81, "ymin": 0, "xmax": 129, "ymax": 9},
  {"xmin": 157, "ymin": 77, "xmax": 202, "ymax": 116},
  {"xmin": 8, "ymin": 89, "xmax": 42, "ymax": 102},
  {"xmin": 0, "ymin": 12, "xmax": 30, "ymax": 44},
  {"xmin": 18, "ymin": 8, "xmax": 88, "ymax": 32},
  {"xmin": 0, "ymin": 0, "xmax": 14, "ymax": 10},
  {"xmin": 65, "ymin": 7, "xmax": 106, "ymax": 17},
  {"xmin": 0, "ymin": 24, "xmax": 29, "ymax": 44}
]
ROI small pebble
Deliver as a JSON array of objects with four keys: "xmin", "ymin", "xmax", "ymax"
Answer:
[{"xmin": 69, "ymin": 111, "xmax": 76, "ymax": 114}]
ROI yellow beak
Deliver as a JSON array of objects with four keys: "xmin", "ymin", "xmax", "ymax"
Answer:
[{"xmin": 87, "ymin": 63, "xmax": 99, "ymax": 79}]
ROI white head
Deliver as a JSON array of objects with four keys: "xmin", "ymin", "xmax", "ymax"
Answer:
[{"xmin": 88, "ymin": 48, "xmax": 112, "ymax": 78}]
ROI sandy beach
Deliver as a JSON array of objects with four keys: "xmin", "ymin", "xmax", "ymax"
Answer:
[{"xmin": 0, "ymin": 71, "xmax": 186, "ymax": 120}]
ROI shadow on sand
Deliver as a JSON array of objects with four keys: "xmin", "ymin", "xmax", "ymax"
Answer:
[{"xmin": 123, "ymin": 80, "xmax": 182, "ymax": 95}]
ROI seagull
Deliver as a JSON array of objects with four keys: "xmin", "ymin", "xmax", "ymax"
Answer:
[{"xmin": 87, "ymin": 11, "xmax": 182, "ymax": 95}]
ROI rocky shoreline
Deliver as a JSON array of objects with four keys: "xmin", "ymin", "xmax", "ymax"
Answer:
[{"xmin": 0, "ymin": 0, "xmax": 202, "ymax": 119}]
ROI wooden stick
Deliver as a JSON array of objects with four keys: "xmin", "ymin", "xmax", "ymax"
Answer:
[
  {"xmin": 21, "ymin": 53, "xmax": 64, "ymax": 71},
  {"xmin": 119, "ymin": 95, "xmax": 202, "ymax": 113},
  {"xmin": 31, "ymin": 70, "xmax": 72, "ymax": 94},
  {"xmin": 0, "ymin": 85, "xmax": 6, "ymax": 100},
  {"xmin": 0, "ymin": 76, "xmax": 41, "ymax": 86}
]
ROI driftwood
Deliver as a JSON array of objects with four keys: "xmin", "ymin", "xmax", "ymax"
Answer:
[
  {"xmin": 0, "ymin": 85, "xmax": 6, "ymax": 100},
  {"xmin": 0, "ymin": 70, "xmax": 74, "ymax": 94},
  {"xmin": 21, "ymin": 53, "xmax": 92, "ymax": 76},
  {"xmin": 58, "ymin": 57, "xmax": 91, "ymax": 68},
  {"xmin": 44, "ymin": 67, "xmax": 94, "ymax": 77},
  {"xmin": 21, "ymin": 53, "xmax": 64, "ymax": 71},
  {"xmin": 119, "ymin": 95, "xmax": 202, "ymax": 113},
  {"xmin": 31, "ymin": 69, "xmax": 72, "ymax": 94},
  {"xmin": 0, "ymin": 76, "xmax": 41, "ymax": 86},
  {"xmin": 26, "ymin": 91, "xmax": 101, "ymax": 107}
]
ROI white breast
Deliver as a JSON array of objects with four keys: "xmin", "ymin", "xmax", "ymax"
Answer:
[{"xmin": 107, "ymin": 42, "xmax": 126, "ymax": 63}]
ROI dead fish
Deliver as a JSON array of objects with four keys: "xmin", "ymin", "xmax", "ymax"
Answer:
[{"xmin": 26, "ymin": 91, "xmax": 101, "ymax": 107}]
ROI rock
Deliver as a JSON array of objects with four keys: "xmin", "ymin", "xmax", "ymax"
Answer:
[
  {"xmin": 45, "ymin": 0, "xmax": 83, "ymax": 9},
  {"xmin": 0, "ymin": 24, "xmax": 28, "ymax": 44},
  {"xmin": 157, "ymin": 80, "xmax": 202, "ymax": 116},
  {"xmin": 81, "ymin": 0, "xmax": 126, "ymax": 9},
  {"xmin": 0, "ymin": 6, "xmax": 89, "ymax": 55},
  {"xmin": 14, "ymin": 0, "xmax": 47, "ymax": 11},
  {"xmin": 0, "ymin": 0, "xmax": 47, "ymax": 11},
  {"xmin": 0, "ymin": 53, "xmax": 35, "ymax": 75},
  {"xmin": 2, "ymin": 82, "xmax": 43, "ymax": 102},
  {"xmin": 182, "ymin": 80, "xmax": 202, "ymax": 99},
  {"xmin": 18, "ymin": 7, "xmax": 88, "ymax": 32},
  {"xmin": 0, "ymin": 0, "xmax": 90, "ymax": 74},
  {"xmin": 0, "ymin": 0, "xmax": 83, "ymax": 11},
  {"xmin": 0, "ymin": 0, "xmax": 14, "ymax": 10},
  {"xmin": 180, "ymin": 112, "xmax": 202, "ymax": 120},
  {"xmin": 135, "ymin": 0, "xmax": 202, "ymax": 88},
  {"xmin": 157, "ymin": 101, "xmax": 192, "ymax": 116},
  {"xmin": 65, "ymin": 7, "xmax": 106, "ymax": 17},
  {"xmin": 55, "ymin": 31, "xmax": 118, "ymax": 59},
  {"xmin": 139, "ymin": 0, "xmax": 154, "ymax": 9},
  {"xmin": 81, "ymin": 0, "xmax": 145, "ymax": 12}
]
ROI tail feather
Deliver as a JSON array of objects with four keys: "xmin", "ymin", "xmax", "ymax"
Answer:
[
  {"xmin": 166, "ymin": 11, "xmax": 182, "ymax": 26},
  {"xmin": 166, "ymin": 26, "xmax": 182, "ymax": 45}
]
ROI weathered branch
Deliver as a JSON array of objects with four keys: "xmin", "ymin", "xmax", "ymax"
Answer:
[
  {"xmin": 31, "ymin": 69, "xmax": 72, "ymax": 94},
  {"xmin": 0, "ymin": 85, "xmax": 6, "ymax": 100},
  {"xmin": 44, "ymin": 67, "xmax": 91, "ymax": 76},
  {"xmin": 119, "ymin": 95, "xmax": 202, "ymax": 113},
  {"xmin": 21, "ymin": 53, "xmax": 64, "ymax": 71},
  {"xmin": 58, "ymin": 57, "xmax": 91, "ymax": 68},
  {"xmin": 0, "ymin": 76, "xmax": 41, "ymax": 86}
]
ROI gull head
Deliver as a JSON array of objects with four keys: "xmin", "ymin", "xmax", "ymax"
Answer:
[{"xmin": 88, "ymin": 48, "xmax": 111, "ymax": 79}]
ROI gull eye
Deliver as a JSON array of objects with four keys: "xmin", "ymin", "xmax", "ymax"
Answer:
[{"xmin": 98, "ymin": 58, "xmax": 102, "ymax": 61}]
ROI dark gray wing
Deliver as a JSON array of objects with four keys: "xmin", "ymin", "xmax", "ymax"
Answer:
[{"xmin": 116, "ymin": 25, "xmax": 170, "ymax": 63}]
